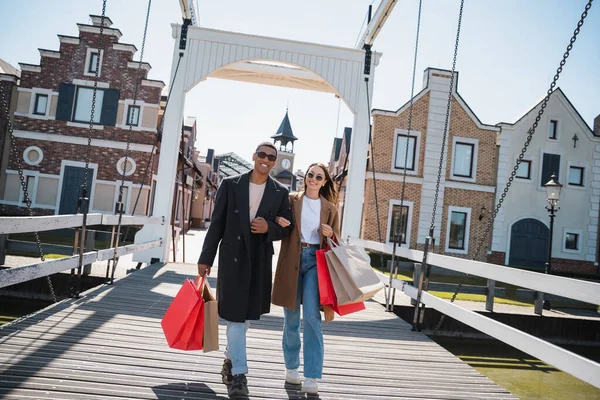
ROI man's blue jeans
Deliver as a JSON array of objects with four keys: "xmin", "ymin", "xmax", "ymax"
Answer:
[
  {"xmin": 224, "ymin": 320, "xmax": 250, "ymax": 376},
  {"xmin": 282, "ymin": 247, "xmax": 323, "ymax": 379}
]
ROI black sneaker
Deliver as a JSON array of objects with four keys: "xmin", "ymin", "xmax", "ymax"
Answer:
[
  {"xmin": 221, "ymin": 359, "xmax": 233, "ymax": 385},
  {"xmin": 228, "ymin": 374, "xmax": 249, "ymax": 397}
]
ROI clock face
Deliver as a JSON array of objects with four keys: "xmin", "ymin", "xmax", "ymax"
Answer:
[{"xmin": 281, "ymin": 158, "xmax": 291, "ymax": 170}]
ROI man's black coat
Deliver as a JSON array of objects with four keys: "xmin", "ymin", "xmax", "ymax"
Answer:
[{"xmin": 198, "ymin": 171, "xmax": 292, "ymax": 322}]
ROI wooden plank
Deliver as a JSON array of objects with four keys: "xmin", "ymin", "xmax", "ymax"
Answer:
[
  {"xmin": 353, "ymin": 237, "xmax": 600, "ymax": 306},
  {"xmin": 0, "ymin": 214, "xmax": 103, "ymax": 234},
  {"xmin": 0, "ymin": 262, "xmax": 516, "ymax": 400},
  {"xmin": 96, "ymin": 240, "xmax": 162, "ymax": 261},
  {"xmin": 0, "ymin": 252, "xmax": 96, "ymax": 289},
  {"xmin": 101, "ymin": 215, "xmax": 163, "ymax": 226}
]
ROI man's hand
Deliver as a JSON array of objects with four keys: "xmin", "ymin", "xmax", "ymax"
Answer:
[
  {"xmin": 251, "ymin": 217, "xmax": 269, "ymax": 234},
  {"xmin": 197, "ymin": 263, "xmax": 211, "ymax": 276}
]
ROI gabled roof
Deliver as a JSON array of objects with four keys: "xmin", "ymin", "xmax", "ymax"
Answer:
[
  {"xmin": 497, "ymin": 87, "xmax": 595, "ymax": 137},
  {"xmin": 0, "ymin": 59, "xmax": 20, "ymax": 77},
  {"xmin": 271, "ymin": 110, "xmax": 298, "ymax": 141}
]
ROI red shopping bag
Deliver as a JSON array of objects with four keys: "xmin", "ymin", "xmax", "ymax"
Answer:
[
  {"xmin": 316, "ymin": 247, "xmax": 365, "ymax": 316},
  {"xmin": 161, "ymin": 276, "xmax": 206, "ymax": 350}
]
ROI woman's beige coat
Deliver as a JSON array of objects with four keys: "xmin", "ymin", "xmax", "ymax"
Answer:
[{"xmin": 272, "ymin": 192, "xmax": 340, "ymax": 320}]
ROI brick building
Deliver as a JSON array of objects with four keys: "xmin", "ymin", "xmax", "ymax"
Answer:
[
  {"xmin": 0, "ymin": 15, "xmax": 164, "ymax": 217},
  {"xmin": 328, "ymin": 127, "xmax": 352, "ymax": 222},
  {"xmin": 362, "ymin": 68, "xmax": 499, "ymax": 262},
  {"xmin": 0, "ymin": 59, "xmax": 20, "ymax": 199}
]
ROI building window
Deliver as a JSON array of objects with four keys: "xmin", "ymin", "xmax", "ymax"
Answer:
[
  {"xmin": 394, "ymin": 134, "xmax": 416, "ymax": 171},
  {"xmin": 565, "ymin": 233, "xmax": 579, "ymax": 250},
  {"xmin": 73, "ymin": 87, "xmax": 104, "ymax": 123},
  {"xmin": 387, "ymin": 200, "xmax": 413, "ymax": 247},
  {"xmin": 116, "ymin": 157, "xmax": 136, "ymax": 176},
  {"xmin": 548, "ymin": 120, "xmax": 558, "ymax": 140},
  {"xmin": 127, "ymin": 105, "xmax": 141, "ymax": 126},
  {"xmin": 88, "ymin": 52, "xmax": 100, "ymax": 74},
  {"xmin": 445, "ymin": 206, "xmax": 471, "ymax": 254},
  {"xmin": 541, "ymin": 153, "xmax": 560, "ymax": 187},
  {"xmin": 516, "ymin": 160, "xmax": 531, "ymax": 179},
  {"xmin": 389, "ymin": 205, "xmax": 409, "ymax": 243},
  {"xmin": 453, "ymin": 142, "xmax": 474, "ymax": 178},
  {"xmin": 33, "ymin": 94, "xmax": 48, "ymax": 115},
  {"xmin": 23, "ymin": 146, "xmax": 44, "ymax": 166},
  {"xmin": 568, "ymin": 166, "xmax": 584, "ymax": 186}
]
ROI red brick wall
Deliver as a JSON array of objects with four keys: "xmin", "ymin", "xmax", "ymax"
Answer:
[
  {"xmin": 20, "ymin": 32, "xmax": 160, "ymax": 104},
  {"xmin": 8, "ymin": 138, "xmax": 154, "ymax": 185}
]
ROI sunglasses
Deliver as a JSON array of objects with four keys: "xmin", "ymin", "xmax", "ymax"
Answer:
[
  {"xmin": 306, "ymin": 172, "xmax": 324, "ymax": 181},
  {"xmin": 256, "ymin": 151, "xmax": 277, "ymax": 162}
]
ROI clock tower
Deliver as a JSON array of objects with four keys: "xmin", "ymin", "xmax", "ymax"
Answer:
[{"xmin": 271, "ymin": 108, "xmax": 298, "ymax": 190}]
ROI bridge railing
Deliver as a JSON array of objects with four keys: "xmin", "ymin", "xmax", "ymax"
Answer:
[
  {"xmin": 0, "ymin": 214, "xmax": 163, "ymax": 289},
  {"xmin": 349, "ymin": 237, "xmax": 600, "ymax": 389}
]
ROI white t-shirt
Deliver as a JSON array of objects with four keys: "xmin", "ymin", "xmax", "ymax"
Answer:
[
  {"xmin": 301, "ymin": 196, "xmax": 321, "ymax": 244},
  {"xmin": 249, "ymin": 182, "xmax": 266, "ymax": 222}
]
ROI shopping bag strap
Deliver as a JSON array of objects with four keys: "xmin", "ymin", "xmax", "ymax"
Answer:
[{"xmin": 194, "ymin": 275, "xmax": 206, "ymax": 291}]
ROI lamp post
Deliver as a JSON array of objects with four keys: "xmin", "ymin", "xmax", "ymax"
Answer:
[{"xmin": 543, "ymin": 173, "xmax": 562, "ymax": 310}]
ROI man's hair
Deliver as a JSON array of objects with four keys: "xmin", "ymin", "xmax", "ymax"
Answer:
[{"xmin": 255, "ymin": 141, "xmax": 278, "ymax": 156}]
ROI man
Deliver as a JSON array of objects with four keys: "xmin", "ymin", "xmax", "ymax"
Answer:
[{"xmin": 197, "ymin": 141, "xmax": 292, "ymax": 397}]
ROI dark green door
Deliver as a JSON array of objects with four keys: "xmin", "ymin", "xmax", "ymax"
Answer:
[
  {"xmin": 508, "ymin": 218, "xmax": 548, "ymax": 270},
  {"xmin": 59, "ymin": 166, "xmax": 93, "ymax": 215}
]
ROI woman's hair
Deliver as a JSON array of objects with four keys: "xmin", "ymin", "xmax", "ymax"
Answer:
[{"xmin": 304, "ymin": 162, "xmax": 338, "ymax": 204}]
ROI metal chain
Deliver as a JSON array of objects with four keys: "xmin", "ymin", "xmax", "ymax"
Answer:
[
  {"xmin": 0, "ymin": 69, "xmax": 57, "ymax": 302},
  {"xmin": 429, "ymin": 0, "xmax": 464, "ymax": 239},
  {"xmin": 433, "ymin": 0, "xmax": 594, "ymax": 335},
  {"xmin": 83, "ymin": 0, "xmax": 107, "ymax": 191},
  {"xmin": 109, "ymin": 0, "xmax": 153, "ymax": 282},
  {"xmin": 397, "ymin": 0, "xmax": 422, "ymax": 239}
]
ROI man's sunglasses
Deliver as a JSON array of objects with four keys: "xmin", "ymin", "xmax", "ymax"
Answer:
[
  {"xmin": 256, "ymin": 151, "xmax": 277, "ymax": 162},
  {"xmin": 306, "ymin": 172, "xmax": 324, "ymax": 181}
]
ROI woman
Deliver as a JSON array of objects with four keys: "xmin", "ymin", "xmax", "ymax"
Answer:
[{"xmin": 272, "ymin": 162, "xmax": 340, "ymax": 395}]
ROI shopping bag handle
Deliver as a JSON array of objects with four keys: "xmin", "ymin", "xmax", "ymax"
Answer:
[{"xmin": 194, "ymin": 275, "xmax": 207, "ymax": 291}]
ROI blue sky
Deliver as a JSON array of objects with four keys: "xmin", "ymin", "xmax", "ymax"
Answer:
[{"xmin": 1, "ymin": 0, "xmax": 598, "ymax": 171}]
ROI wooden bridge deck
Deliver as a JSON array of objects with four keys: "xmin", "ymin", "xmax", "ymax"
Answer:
[{"xmin": 0, "ymin": 262, "xmax": 516, "ymax": 399}]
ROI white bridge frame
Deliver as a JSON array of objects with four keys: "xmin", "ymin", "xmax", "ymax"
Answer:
[{"xmin": 133, "ymin": 24, "xmax": 381, "ymax": 263}]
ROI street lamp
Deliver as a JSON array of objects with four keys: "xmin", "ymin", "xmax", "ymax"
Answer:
[{"xmin": 543, "ymin": 173, "xmax": 562, "ymax": 310}]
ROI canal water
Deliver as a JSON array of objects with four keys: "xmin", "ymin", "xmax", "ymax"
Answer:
[{"xmin": 435, "ymin": 337, "xmax": 600, "ymax": 400}]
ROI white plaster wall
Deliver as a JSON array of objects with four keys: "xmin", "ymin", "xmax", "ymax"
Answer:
[{"xmin": 493, "ymin": 90, "xmax": 599, "ymax": 263}]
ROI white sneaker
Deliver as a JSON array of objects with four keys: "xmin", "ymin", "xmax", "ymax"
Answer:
[
  {"xmin": 285, "ymin": 368, "xmax": 301, "ymax": 385},
  {"xmin": 301, "ymin": 378, "xmax": 318, "ymax": 394}
]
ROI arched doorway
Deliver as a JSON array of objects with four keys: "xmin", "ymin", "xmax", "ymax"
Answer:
[{"xmin": 508, "ymin": 218, "xmax": 548, "ymax": 270}]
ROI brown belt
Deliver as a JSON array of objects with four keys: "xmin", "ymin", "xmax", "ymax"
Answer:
[{"xmin": 300, "ymin": 242, "xmax": 320, "ymax": 249}]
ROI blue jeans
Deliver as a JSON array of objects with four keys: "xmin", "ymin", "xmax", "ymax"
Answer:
[
  {"xmin": 224, "ymin": 320, "xmax": 250, "ymax": 376},
  {"xmin": 282, "ymin": 247, "xmax": 323, "ymax": 379}
]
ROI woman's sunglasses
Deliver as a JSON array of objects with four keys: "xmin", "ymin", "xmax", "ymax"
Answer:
[
  {"xmin": 306, "ymin": 172, "xmax": 324, "ymax": 181},
  {"xmin": 256, "ymin": 151, "xmax": 277, "ymax": 162}
]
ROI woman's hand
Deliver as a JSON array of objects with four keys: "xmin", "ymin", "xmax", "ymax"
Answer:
[
  {"xmin": 321, "ymin": 224, "xmax": 334, "ymax": 238},
  {"xmin": 275, "ymin": 216, "xmax": 291, "ymax": 228}
]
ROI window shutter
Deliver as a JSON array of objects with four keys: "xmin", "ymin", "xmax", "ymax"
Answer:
[
  {"xmin": 99, "ymin": 89, "xmax": 120, "ymax": 126},
  {"xmin": 55, "ymin": 83, "xmax": 75, "ymax": 121},
  {"xmin": 541, "ymin": 153, "xmax": 561, "ymax": 186}
]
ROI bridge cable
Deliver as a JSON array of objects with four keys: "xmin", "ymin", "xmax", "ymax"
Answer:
[
  {"xmin": 72, "ymin": 0, "xmax": 108, "ymax": 298},
  {"xmin": 0, "ymin": 68, "xmax": 57, "ymax": 303},
  {"xmin": 433, "ymin": 0, "xmax": 594, "ymax": 335},
  {"xmin": 413, "ymin": 0, "xmax": 464, "ymax": 330},
  {"xmin": 387, "ymin": 0, "xmax": 423, "ymax": 312},
  {"xmin": 106, "ymin": 0, "xmax": 154, "ymax": 284}
]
